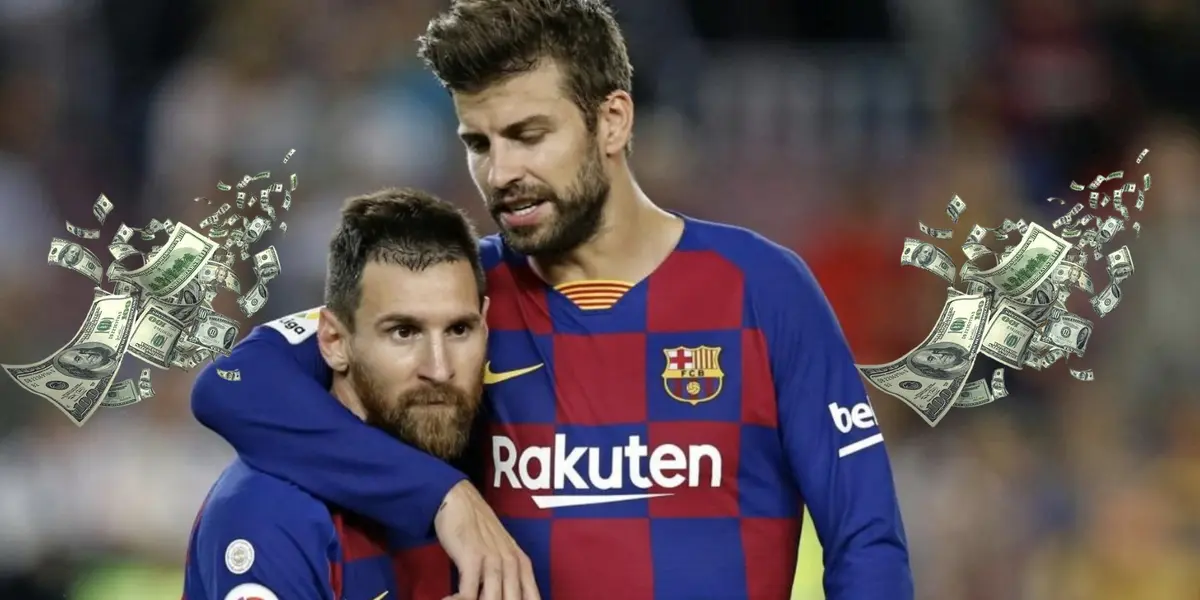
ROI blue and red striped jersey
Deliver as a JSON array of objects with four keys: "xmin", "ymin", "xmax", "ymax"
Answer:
[
  {"xmin": 191, "ymin": 214, "xmax": 913, "ymax": 599},
  {"xmin": 182, "ymin": 459, "xmax": 452, "ymax": 600}
]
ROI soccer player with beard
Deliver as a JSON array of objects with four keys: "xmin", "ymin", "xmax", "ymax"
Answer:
[
  {"xmin": 191, "ymin": 1, "xmax": 913, "ymax": 599},
  {"xmin": 182, "ymin": 189, "xmax": 491, "ymax": 600}
]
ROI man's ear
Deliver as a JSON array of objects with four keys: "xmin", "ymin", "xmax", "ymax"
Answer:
[
  {"xmin": 598, "ymin": 90, "xmax": 633, "ymax": 157},
  {"xmin": 317, "ymin": 307, "xmax": 351, "ymax": 373}
]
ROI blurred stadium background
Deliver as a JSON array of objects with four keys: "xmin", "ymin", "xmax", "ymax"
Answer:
[{"xmin": 0, "ymin": 0, "xmax": 1198, "ymax": 598}]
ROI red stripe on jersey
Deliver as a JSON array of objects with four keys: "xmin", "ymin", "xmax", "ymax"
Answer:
[
  {"xmin": 741, "ymin": 517, "xmax": 801, "ymax": 599},
  {"xmin": 741, "ymin": 328, "xmax": 778, "ymax": 427},
  {"xmin": 333, "ymin": 512, "xmax": 389, "ymax": 561},
  {"xmin": 553, "ymin": 332, "xmax": 647, "ymax": 425},
  {"xmin": 646, "ymin": 250, "xmax": 743, "ymax": 332},
  {"xmin": 550, "ymin": 519, "xmax": 654, "ymax": 600},
  {"xmin": 392, "ymin": 544, "xmax": 454, "ymax": 600},
  {"xmin": 486, "ymin": 261, "xmax": 553, "ymax": 333}
]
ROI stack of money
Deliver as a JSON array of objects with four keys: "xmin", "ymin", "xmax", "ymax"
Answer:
[
  {"xmin": 2, "ymin": 151, "xmax": 297, "ymax": 426},
  {"xmin": 857, "ymin": 150, "xmax": 1148, "ymax": 426}
]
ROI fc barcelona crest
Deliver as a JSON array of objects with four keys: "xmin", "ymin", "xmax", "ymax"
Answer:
[{"xmin": 661, "ymin": 346, "xmax": 725, "ymax": 405}]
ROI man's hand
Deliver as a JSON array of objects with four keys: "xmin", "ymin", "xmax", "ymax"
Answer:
[{"xmin": 436, "ymin": 480, "xmax": 539, "ymax": 600}]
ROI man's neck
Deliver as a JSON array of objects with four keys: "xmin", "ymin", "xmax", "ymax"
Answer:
[
  {"xmin": 530, "ymin": 170, "xmax": 684, "ymax": 286},
  {"xmin": 329, "ymin": 376, "xmax": 367, "ymax": 421}
]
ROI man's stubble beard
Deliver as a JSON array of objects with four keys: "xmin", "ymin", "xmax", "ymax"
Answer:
[
  {"xmin": 349, "ymin": 359, "xmax": 483, "ymax": 460},
  {"xmin": 490, "ymin": 142, "xmax": 611, "ymax": 257}
]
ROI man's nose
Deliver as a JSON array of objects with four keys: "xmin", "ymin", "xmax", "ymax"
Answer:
[
  {"xmin": 488, "ymin": 143, "xmax": 525, "ymax": 191},
  {"xmin": 418, "ymin": 336, "xmax": 454, "ymax": 383}
]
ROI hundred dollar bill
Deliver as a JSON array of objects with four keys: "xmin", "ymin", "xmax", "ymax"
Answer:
[
  {"xmin": 189, "ymin": 311, "xmax": 239, "ymax": 354},
  {"xmin": 127, "ymin": 304, "xmax": 187, "ymax": 369},
  {"xmin": 1052, "ymin": 203, "xmax": 1083, "ymax": 229},
  {"xmin": 946, "ymin": 196, "xmax": 966, "ymax": 223},
  {"xmin": 48, "ymin": 237, "xmax": 103, "ymax": 284},
  {"xmin": 990, "ymin": 368, "xmax": 1009, "ymax": 399},
  {"xmin": 954, "ymin": 378, "xmax": 995, "ymax": 408},
  {"xmin": 252, "ymin": 246, "xmax": 280, "ymax": 281},
  {"xmin": 1136, "ymin": 148, "xmax": 1149, "ymax": 163},
  {"xmin": 2, "ymin": 294, "xmax": 136, "ymax": 426},
  {"xmin": 979, "ymin": 304, "xmax": 1038, "ymax": 369},
  {"xmin": 1043, "ymin": 312, "xmax": 1092, "ymax": 357},
  {"xmin": 857, "ymin": 293, "xmax": 990, "ymax": 426},
  {"xmin": 1069, "ymin": 368, "xmax": 1094, "ymax": 381},
  {"xmin": 961, "ymin": 242, "xmax": 991, "ymax": 262},
  {"xmin": 236, "ymin": 283, "xmax": 269, "ymax": 317},
  {"xmin": 244, "ymin": 216, "xmax": 270, "ymax": 244},
  {"xmin": 1090, "ymin": 283, "xmax": 1122, "ymax": 317},
  {"xmin": 901, "ymin": 238, "xmax": 956, "ymax": 284},
  {"xmin": 1106, "ymin": 246, "xmax": 1133, "ymax": 284},
  {"xmin": 100, "ymin": 378, "xmax": 140, "ymax": 407},
  {"xmin": 963, "ymin": 222, "xmax": 1070, "ymax": 299},
  {"xmin": 108, "ymin": 242, "xmax": 140, "ymax": 262},
  {"xmin": 121, "ymin": 222, "xmax": 218, "ymax": 298},
  {"xmin": 136, "ymin": 367, "xmax": 155, "ymax": 399},
  {"xmin": 65, "ymin": 221, "xmax": 100, "ymax": 240},
  {"xmin": 919, "ymin": 221, "xmax": 954, "ymax": 240},
  {"xmin": 92, "ymin": 194, "xmax": 113, "ymax": 224},
  {"xmin": 113, "ymin": 223, "xmax": 134, "ymax": 244}
]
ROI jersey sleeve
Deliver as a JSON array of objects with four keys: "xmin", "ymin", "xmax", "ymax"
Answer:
[
  {"xmin": 190, "ymin": 310, "xmax": 468, "ymax": 540},
  {"xmin": 190, "ymin": 476, "xmax": 335, "ymax": 599},
  {"xmin": 758, "ymin": 250, "xmax": 914, "ymax": 599}
]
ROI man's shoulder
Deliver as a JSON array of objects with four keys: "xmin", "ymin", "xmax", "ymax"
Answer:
[
  {"xmin": 198, "ymin": 459, "xmax": 334, "ymax": 538},
  {"xmin": 255, "ymin": 307, "xmax": 322, "ymax": 346},
  {"xmin": 682, "ymin": 216, "xmax": 811, "ymax": 285},
  {"xmin": 478, "ymin": 234, "xmax": 505, "ymax": 271}
]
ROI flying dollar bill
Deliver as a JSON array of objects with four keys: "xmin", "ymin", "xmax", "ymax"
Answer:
[
  {"xmin": 857, "ymin": 293, "xmax": 990, "ymax": 426},
  {"xmin": 48, "ymin": 238, "xmax": 104, "ymax": 284},
  {"xmin": 978, "ymin": 303, "xmax": 1038, "ymax": 369},
  {"xmin": 2, "ymin": 295, "xmax": 136, "ymax": 426},
  {"xmin": 121, "ymin": 223, "xmax": 218, "ymax": 298},
  {"xmin": 900, "ymin": 238, "xmax": 956, "ymax": 283},
  {"xmin": 962, "ymin": 222, "xmax": 1071, "ymax": 300}
]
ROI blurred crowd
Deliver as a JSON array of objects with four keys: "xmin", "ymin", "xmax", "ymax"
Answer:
[{"xmin": 0, "ymin": 0, "xmax": 1197, "ymax": 598}]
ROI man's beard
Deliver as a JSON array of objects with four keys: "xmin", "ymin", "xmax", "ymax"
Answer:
[
  {"xmin": 350, "ymin": 360, "xmax": 482, "ymax": 460},
  {"xmin": 489, "ymin": 143, "xmax": 611, "ymax": 257}
]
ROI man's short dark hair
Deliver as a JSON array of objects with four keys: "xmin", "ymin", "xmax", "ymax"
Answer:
[
  {"xmin": 325, "ymin": 188, "xmax": 484, "ymax": 331},
  {"xmin": 417, "ymin": 0, "xmax": 633, "ymax": 133}
]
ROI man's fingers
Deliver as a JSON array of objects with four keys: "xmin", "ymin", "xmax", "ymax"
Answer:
[
  {"xmin": 518, "ymin": 553, "xmax": 540, "ymax": 600},
  {"xmin": 501, "ymin": 553, "xmax": 522, "ymax": 600},
  {"xmin": 480, "ymin": 554, "xmax": 503, "ymax": 600},
  {"xmin": 456, "ymin": 558, "xmax": 482, "ymax": 600}
]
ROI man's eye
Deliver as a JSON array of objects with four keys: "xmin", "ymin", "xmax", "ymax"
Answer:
[
  {"xmin": 391, "ymin": 326, "xmax": 417, "ymax": 339},
  {"xmin": 448, "ymin": 323, "xmax": 472, "ymax": 337},
  {"xmin": 519, "ymin": 132, "xmax": 545, "ymax": 144},
  {"xmin": 464, "ymin": 139, "xmax": 489, "ymax": 153}
]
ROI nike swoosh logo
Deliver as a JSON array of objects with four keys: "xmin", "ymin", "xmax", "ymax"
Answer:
[
  {"xmin": 483, "ymin": 361, "xmax": 544, "ymax": 385},
  {"xmin": 371, "ymin": 592, "xmax": 389, "ymax": 600}
]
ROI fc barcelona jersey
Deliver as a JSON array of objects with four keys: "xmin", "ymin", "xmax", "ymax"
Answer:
[
  {"xmin": 474, "ymin": 215, "xmax": 910, "ymax": 598},
  {"xmin": 190, "ymin": 214, "xmax": 912, "ymax": 600}
]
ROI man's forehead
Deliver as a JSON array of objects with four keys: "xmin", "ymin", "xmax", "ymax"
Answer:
[
  {"xmin": 358, "ymin": 261, "xmax": 479, "ymax": 314},
  {"xmin": 453, "ymin": 63, "xmax": 572, "ymax": 131}
]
